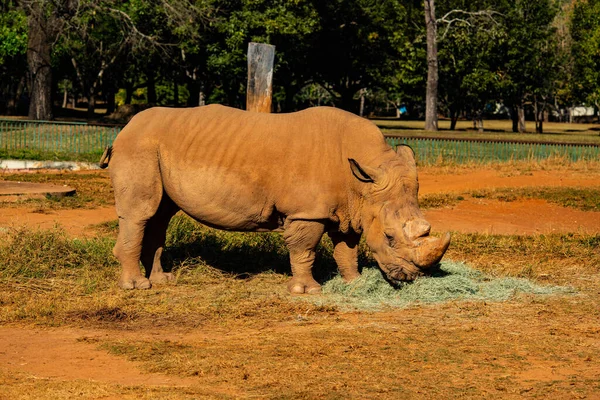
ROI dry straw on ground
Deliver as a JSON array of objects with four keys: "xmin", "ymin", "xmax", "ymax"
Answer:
[{"xmin": 316, "ymin": 262, "xmax": 573, "ymax": 311}]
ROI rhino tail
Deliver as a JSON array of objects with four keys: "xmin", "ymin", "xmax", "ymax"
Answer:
[{"xmin": 99, "ymin": 146, "xmax": 113, "ymax": 169}]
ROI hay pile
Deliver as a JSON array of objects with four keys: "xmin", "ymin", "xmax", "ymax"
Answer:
[{"xmin": 314, "ymin": 261, "xmax": 573, "ymax": 311}]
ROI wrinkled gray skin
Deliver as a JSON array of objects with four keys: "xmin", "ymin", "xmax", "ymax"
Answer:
[{"xmin": 103, "ymin": 104, "xmax": 451, "ymax": 293}]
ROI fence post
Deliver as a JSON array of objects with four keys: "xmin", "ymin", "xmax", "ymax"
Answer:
[{"xmin": 246, "ymin": 42, "xmax": 275, "ymax": 113}]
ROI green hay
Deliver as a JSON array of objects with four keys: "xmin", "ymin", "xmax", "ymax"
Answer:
[{"xmin": 313, "ymin": 261, "xmax": 574, "ymax": 311}]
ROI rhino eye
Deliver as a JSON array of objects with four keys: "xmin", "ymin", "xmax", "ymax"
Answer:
[{"xmin": 384, "ymin": 232, "xmax": 395, "ymax": 245}]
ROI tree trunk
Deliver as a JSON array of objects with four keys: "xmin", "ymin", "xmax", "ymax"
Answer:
[
  {"xmin": 87, "ymin": 92, "xmax": 96, "ymax": 119},
  {"xmin": 27, "ymin": 6, "xmax": 53, "ymax": 120},
  {"xmin": 199, "ymin": 83, "xmax": 205, "ymax": 106},
  {"xmin": 62, "ymin": 86, "xmax": 68, "ymax": 108},
  {"xmin": 105, "ymin": 87, "xmax": 116, "ymax": 115},
  {"xmin": 449, "ymin": 105, "xmax": 458, "ymax": 130},
  {"xmin": 450, "ymin": 115, "xmax": 458, "ymax": 130},
  {"xmin": 125, "ymin": 82, "xmax": 133, "ymax": 105},
  {"xmin": 518, "ymin": 106, "xmax": 525, "ymax": 133},
  {"xmin": 510, "ymin": 105, "xmax": 526, "ymax": 133},
  {"xmin": 359, "ymin": 89, "xmax": 366, "ymax": 117},
  {"xmin": 534, "ymin": 99, "xmax": 542, "ymax": 134},
  {"xmin": 424, "ymin": 0, "xmax": 438, "ymax": 131}
]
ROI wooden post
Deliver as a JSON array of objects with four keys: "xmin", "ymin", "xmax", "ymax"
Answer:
[{"xmin": 246, "ymin": 42, "xmax": 275, "ymax": 113}]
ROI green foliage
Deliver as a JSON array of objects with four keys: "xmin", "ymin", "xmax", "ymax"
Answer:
[
  {"xmin": 437, "ymin": 0, "xmax": 506, "ymax": 119},
  {"xmin": 570, "ymin": 0, "xmax": 600, "ymax": 108},
  {"xmin": 495, "ymin": 0, "xmax": 561, "ymax": 109},
  {"xmin": 3, "ymin": 0, "xmax": 600, "ymax": 121},
  {"xmin": 0, "ymin": 9, "xmax": 27, "ymax": 63}
]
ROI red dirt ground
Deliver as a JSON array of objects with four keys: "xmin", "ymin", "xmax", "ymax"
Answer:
[{"xmin": 0, "ymin": 166, "xmax": 599, "ymax": 398}]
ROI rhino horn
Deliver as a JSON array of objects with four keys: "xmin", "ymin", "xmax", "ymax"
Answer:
[{"xmin": 411, "ymin": 232, "xmax": 451, "ymax": 269}]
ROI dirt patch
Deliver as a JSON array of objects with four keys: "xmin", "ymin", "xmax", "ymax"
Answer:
[
  {"xmin": 418, "ymin": 168, "xmax": 600, "ymax": 195},
  {"xmin": 0, "ymin": 327, "xmax": 196, "ymax": 387},
  {"xmin": 425, "ymin": 197, "xmax": 600, "ymax": 235},
  {"xmin": 0, "ymin": 206, "xmax": 116, "ymax": 237},
  {"xmin": 1, "ymin": 299, "xmax": 599, "ymax": 398}
]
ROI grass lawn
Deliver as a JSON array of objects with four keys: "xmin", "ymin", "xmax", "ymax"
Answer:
[{"xmin": 374, "ymin": 118, "xmax": 600, "ymax": 144}]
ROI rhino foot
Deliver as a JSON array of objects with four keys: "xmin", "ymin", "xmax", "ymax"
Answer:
[
  {"xmin": 150, "ymin": 271, "xmax": 174, "ymax": 284},
  {"xmin": 119, "ymin": 276, "xmax": 152, "ymax": 290},
  {"xmin": 287, "ymin": 277, "xmax": 322, "ymax": 295}
]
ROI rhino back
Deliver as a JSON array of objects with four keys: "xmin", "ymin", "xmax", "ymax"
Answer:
[{"xmin": 113, "ymin": 105, "xmax": 393, "ymax": 229}]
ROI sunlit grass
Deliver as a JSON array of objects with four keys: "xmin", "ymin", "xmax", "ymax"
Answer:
[
  {"xmin": 419, "ymin": 186, "xmax": 600, "ymax": 212},
  {"xmin": 0, "ymin": 219, "xmax": 596, "ymax": 327},
  {"xmin": 374, "ymin": 118, "xmax": 600, "ymax": 144}
]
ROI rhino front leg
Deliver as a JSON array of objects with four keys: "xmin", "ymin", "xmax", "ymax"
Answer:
[
  {"xmin": 328, "ymin": 231, "xmax": 361, "ymax": 283},
  {"xmin": 283, "ymin": 220, "xmax": 325, "ymax": 294}
]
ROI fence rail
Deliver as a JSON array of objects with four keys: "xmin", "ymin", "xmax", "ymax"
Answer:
[
  {"xmin": 385, "ymin": 135, "xmax": 600, "ymax": 164},
  {"xmin": 0, "ymin": 119, "xmax": 122, "ymax": 161},
  {"xmin": 0, "ymin": 119, "xmax": 598, "ymax": 164}
]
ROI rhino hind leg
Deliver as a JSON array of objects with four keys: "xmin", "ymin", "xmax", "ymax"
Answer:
[
  {"xmin": 111, "ymin": 154, "xmax": 164, "ymax": 290},
  {"xmin": 283, "ymin": 220, "xmax": 325, "ymax": 294},
  {"xmin": 141, "ymin": 194, "xmax": 180, "ymax": 284},
  {"xmin": 114, "ymin": 216, "xmax": 153, "ymax": 290},
  {"xmin": 328, "ymin": 231, "xmax": 361, "ymax": 283}
]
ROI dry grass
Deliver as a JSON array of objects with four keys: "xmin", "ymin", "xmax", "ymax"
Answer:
[
  {"xmin": 0, "ymin": 219, "xmax": 597, "ymax": 327},
  {"xmin": 0, "ymin": 221, "xmax": 598, "ymax": 398},
  {"xmin": 446, "ymin": 233, "xmax": 600, "ymax": 287}
]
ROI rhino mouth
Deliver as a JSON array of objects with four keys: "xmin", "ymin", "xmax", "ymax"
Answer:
[{"xmin": 383, "ymin": 261, "xmax": 425, "ymax": 284}]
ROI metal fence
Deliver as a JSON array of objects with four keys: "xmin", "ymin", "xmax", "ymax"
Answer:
[
  {"xmin": 0, "ymin": 119, "xmax": 598, "ymax": 164},
  {"xmin": 386, "ymin": 135, "xmax": 600, "ymax": 165},
  {"xmin": 0, "ymin": 119, "xmax": 122, "ymax": 158}
]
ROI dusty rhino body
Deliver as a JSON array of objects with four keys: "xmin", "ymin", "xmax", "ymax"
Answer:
[{"xmin": 105, "ymin": 104, "xmax": 450, "ymax": 292}]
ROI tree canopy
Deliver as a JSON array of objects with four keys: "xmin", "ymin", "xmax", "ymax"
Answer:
[{"xmin": 0, "ymin": 0, "xmax": 597, "ymax": 130}]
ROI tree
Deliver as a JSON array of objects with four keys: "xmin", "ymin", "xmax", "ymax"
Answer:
[
  {"xmin": 424, "ymin": 0, "xmax": 501, "ymax": 131},
  {"xmin": 308, "ymin": 0, "xmax": 414, "ymax": 113},
  {"xmin": 495, "ymin": 0, "xmax": 559, "ymax": 132},
  {"xmin": 20, "ymin": 0, "xmax": 65, "ymax": 120},
  {"xmin": 0, "ymin": 3, "xmax": 28, "ymax": 115},
  {"xmin": 437, "ymin": 0, "xmax": 504, "ymax": 131},
  {"xmin": 571, "ymin": 0, "xmax": 600, "ymax": 114}
]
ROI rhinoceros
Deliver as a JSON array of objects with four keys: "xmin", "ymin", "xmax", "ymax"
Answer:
[{"xmin": 101, "ymin": 104, "xmax": 450, "ymax": 293}]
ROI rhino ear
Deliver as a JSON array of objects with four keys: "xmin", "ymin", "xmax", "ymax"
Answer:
[
  {"xmin": 396, "ymin": 144, "xmax": 415, "ymax": 158},
  {"xmin": 348, "ymin": 158, "xmax": 380, "ymax": 183},
  {"xmin": 396, "ymin": 144, "xmax": 417, "ymax": 168}
]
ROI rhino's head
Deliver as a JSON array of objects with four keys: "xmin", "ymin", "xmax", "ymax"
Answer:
[{"xmin": 349, "ymin": 145, "xmax": 450, "ymax": 283}]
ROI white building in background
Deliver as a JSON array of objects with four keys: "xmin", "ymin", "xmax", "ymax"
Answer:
[{"xmin": 571, "ymin": 106, "xmax": 595, "ymax": 117}]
